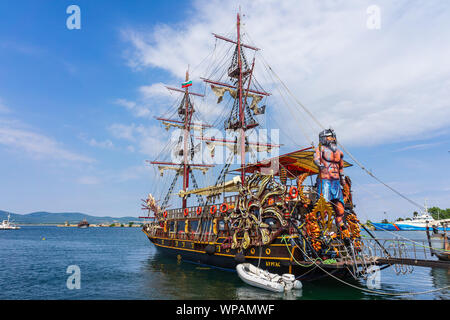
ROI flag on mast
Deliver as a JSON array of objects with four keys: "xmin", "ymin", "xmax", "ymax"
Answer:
[{"xmin": 182, "ymin": 80, "xmax": 192, "ymax": 88}]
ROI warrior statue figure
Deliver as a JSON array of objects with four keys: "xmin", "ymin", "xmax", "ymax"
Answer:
[{"xmin": 313, "ymin": 129, "xmax": 347, "ymax": 232}]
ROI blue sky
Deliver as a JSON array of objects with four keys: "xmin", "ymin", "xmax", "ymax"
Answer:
[{"xmin": 0, "ymin": 0, "xmax": 449, "ymax": 222}]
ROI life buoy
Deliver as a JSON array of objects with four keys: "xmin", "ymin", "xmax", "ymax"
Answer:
[
  {"xmin": 289, "ymin": 186, "xmax": 298, "ymax": 199},
  {"xmin": 210, "ymin": 205, "xmax": 217, "ymax": 215},
  {"xmin": 196, "ymin": 207, "xmax": 202, "ymax": 216},
  {"xmin": 184, "ymin": 208, "xmax": 189, "ymax": 217},
  {"xmin": 219, "ymin": 203, "xmax": 229, "ymax": 213},
  {"xmin": 163, "ymin": 211, "xmax": 168, "ymax": 218}
]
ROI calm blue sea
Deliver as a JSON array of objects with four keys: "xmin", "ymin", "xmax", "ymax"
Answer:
[{"xmin": 0, "ymin": 226, "xmax": 448, "ymax": 300}]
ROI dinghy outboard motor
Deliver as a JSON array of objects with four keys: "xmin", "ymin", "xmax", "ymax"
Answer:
[{"xmin": 282, "ymin": 273, "xmax": 302, "ymax": 290}]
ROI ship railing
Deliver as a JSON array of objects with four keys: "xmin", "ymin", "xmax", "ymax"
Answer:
[
  {"xmin": 359, "ymin": 237, "xmax": 445, "ymax": 275},
  {"xmin": 165, "ymin": 202, "xmax": 235, "ymax": 219},
  {"xmin": 360, "ymin": 237, "xmax": 434, "ymax": 261}
]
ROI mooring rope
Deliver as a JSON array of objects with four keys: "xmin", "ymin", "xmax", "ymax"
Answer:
[{"xmin": 281, "ymin": 236, "xmax": 450, "ymax": 297}]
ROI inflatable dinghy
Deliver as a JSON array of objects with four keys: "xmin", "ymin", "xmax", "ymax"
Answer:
[{"xmin": 236, "ymin": 263, "xmax": 302, "ymax": 293}]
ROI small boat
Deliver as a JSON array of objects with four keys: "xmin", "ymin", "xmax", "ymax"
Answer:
[
  {"xmin": 0, "ymin": 214, "xmax": 20, "ymax": 230},
  {"xmin": 77, "ymin": 218, "xmax": 89, "ymax": 228},
  {"xmin": 236, "ymin": 263, "xmax": 302, "ymax": 293}
]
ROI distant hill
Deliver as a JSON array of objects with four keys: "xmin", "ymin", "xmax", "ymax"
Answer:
[{"xmin": 0, "ymin": 210, "xmax": 138, "ymax": 225}]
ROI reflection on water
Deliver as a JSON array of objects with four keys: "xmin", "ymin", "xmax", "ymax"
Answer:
[
  {"xmin": 235, "ymin": 287, "xmax": 302, "ymax": 300},
  {"xmin": 141, "ymin": 251, "xmax": 242, "ymax": 299},
  {"xmin": 0, "ymin": 227, "xmax": 448, "ymax": 299},
  {"xmin": 430, "ymin": 268, "xmax": 450, "ymax": 300},
  {"xmin": 139, "ymin": 234, "xmax": 449, "ymax": 300}
]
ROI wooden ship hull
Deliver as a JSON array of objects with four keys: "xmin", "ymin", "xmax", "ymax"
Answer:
[
  {"xmin": 142, "ymin": 181, "xmax": 370, "ymax": 282},
  {"xmin": 143, "ymin": 230, "xmax": 356, "ymax": 281}
]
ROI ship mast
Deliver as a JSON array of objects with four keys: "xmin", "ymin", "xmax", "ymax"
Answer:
[
  {"xmin": 237, "ymin": 13, "xmax": 245, "ymax": 185},
  {"xmin": 149, "ymin": 69, "xmax": 213, "ymax": 211},
  {"xmin": 182, "ymin": 69, "xmax": 191, "ymax": 209},
  {"xmin": 201, "ymin": 12, "xmax": 276, "ymax": 188}
]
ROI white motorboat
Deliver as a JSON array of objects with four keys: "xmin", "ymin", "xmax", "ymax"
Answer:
[
  {"xmin": 236, "ymin": 263, "xmax": 302, "ymax": 293},
  {"xmin": 0, "ymin": 214, "xmax": 20, "ymax": 230},
  {"xmin": 395, "ymin": 201, "xmax": 446, "ymax": 231},
  {"xmin": 395, "ymin": 213, "xmax": 436, "ymax": 231}
]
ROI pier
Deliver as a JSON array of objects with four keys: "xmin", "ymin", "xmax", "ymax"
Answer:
[{"xmin": 361, "ymin": 237, "xmax": 450, "ymax": 270}]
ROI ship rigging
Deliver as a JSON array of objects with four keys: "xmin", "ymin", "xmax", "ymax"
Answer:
[{"xmin": 139, "ymin": 12, "xmax": 415, "ymax": 282}]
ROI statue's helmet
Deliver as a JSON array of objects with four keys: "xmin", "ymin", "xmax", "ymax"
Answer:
[{"xmin": 319, "ymin": 128, "xmax": 336, "ymax": 146}]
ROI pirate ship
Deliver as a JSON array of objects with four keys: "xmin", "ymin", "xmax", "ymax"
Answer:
[{"xmin": 140, "ymin": 13, "xmax": 386, "ymax": 281}]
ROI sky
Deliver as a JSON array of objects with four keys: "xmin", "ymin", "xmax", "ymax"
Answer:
[{"xmin": 0, "ymin": 0, "xmax": 449, "ymax": 222}]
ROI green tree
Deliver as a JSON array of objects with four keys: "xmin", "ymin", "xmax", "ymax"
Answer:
[{"xmin": 428, "ymin": 207, "xmax": 450, "ymax": 220}]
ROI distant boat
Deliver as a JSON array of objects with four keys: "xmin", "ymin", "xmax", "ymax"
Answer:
[
  {"xmin": 395, "ymin": 214, "xmax": 436, "ymax": 231},
  {"xmin": 77, "ymin": 218, "xmax": 89, "ymax": 228},
  {"xmin": 395, "ymin": 203, "xmax": 447, "ymax": 231},
  {"xmin": 371, "ymin": 222, "xmax": 400, "ymax": 231},
  {"xmin": 0, "ymin": 214, "xmax": 20, "ymax": 230}
]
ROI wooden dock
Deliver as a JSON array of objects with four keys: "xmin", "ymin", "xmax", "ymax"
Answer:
[{"xmin": 374, "ymin": 257, "xmax": 450, "ymax": 269}]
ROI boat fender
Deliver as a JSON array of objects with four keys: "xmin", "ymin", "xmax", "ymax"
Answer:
[
  {"xmin": 205, "ymin": 244, "xmax": 216, "ymax": 255},
  {"xmin": 235, "ymin": 252, "xmax": 246, "ymax": 263}
]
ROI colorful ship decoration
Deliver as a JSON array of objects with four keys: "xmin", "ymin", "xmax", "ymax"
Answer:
[{"xmin": 140, "ymin": 12, "xmax": 391, "ymax": 282}]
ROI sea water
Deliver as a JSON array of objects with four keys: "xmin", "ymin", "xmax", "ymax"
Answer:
[{"xmin": 0, "ymin": 227, "xmax": 448, "ymax": 300}]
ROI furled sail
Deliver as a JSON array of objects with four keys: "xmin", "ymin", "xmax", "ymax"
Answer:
[
  {"xmin": 158, "ymin": 165, "xmax": 210, "ymax": 177},
  {"xmin": 210, "ymin": 85, "xmax": 265, "ymax": 115},
  {"xmin": 178, "ymin": 176, "xmax": 242, "ymax": 197}
]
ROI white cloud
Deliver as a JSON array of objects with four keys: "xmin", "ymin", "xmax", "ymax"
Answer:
[
  {"xmin": 393, "ymin": 141, "xmax": 443, "ymax": 152},
  {"xmin": 108, "ymin": 123, "xmax": 168, "ymax": 157},
  {"xmin": 121, "ymin": 0, "xmax": 450, "ymax": 148},
  {"xmin": 108, "ymin": 123, "xmax": 137, "ymax": 141},
  {"xmin": 0, "ymin": 119, "xmax": 94, "ymax": 163},
  {"xmin": 88, "ymin": 138, "xmax": 114, "ymax": 149},
  {"xmin": 139, "ymin": 82, "xmax": 173, "ymax": 99},
  {"xmin": 115, "ymin": 98, "xmax": 151, "ymax": 118},
  {"xmin": 115, "ymin": 165, "xmax": 151, "ymax": 182},
  {"xmin": 77, "ymin": 176, "xmax": 101, "ymax": 185},
  {"xmin": 0, "ymin": 100, "xmax": 10, "ymax": 113}
]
